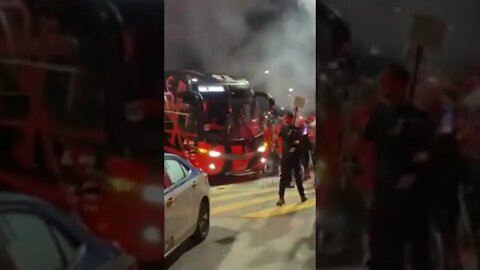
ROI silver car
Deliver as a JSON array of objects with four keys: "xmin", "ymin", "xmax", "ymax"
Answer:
[{"xmin": 164, "ymin": 153, "xmax": 210, "ymax": 257}]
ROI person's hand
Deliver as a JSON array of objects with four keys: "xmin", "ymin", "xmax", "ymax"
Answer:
[
  {"xmin": 396, "ymin": 174, "xmax": 416, "ymax": 190},
  {"xmin": 413, "ymin": 152, "xmax": 428, "ymax": 163}
]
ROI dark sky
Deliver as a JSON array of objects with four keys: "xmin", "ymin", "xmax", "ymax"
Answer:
[{"xmin": 325, "ymin": 0, "xmax": 480, "ymax": 76}]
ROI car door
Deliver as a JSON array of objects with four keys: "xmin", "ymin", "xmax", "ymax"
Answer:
[
  {"xmin": 163, "ymin": 171, "xmax": 174, "ymax": 255},
  {"xmin": 0, "ymin": 208, "xmax": 79, "ymax": 270},
  {"xmin": 164, "ymin": 157, "xmax": 194, "ymax": 252}
]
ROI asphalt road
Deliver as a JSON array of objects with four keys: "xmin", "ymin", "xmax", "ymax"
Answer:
[{"xmin": 166, "ymin": 176, "xmax": 316, "ymax": 270}]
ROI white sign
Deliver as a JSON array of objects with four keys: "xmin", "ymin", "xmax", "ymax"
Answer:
[
  {"xmin": 409, "ymin": 14, "xmax": 447, "ymax": 51},
  {"xmin": 293, "ymin": 96, "xmax": 306, "ymax": 109}
]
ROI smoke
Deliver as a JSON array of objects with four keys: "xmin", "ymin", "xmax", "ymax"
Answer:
[{"xmin": 165, "ymin": 0, "xmax": 316, "ymax": 113}]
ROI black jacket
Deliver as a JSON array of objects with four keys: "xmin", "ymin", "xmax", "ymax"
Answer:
[
  {"xmin": 365, "ymin": 101, "xmax": 433, "ymax": 203},
  {"xmin": 279, "ymin": 125, "xmax": 302, "ymax": 159}
]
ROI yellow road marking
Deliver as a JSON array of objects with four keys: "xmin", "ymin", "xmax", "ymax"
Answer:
[
  {"xmin": 211, "ymin": 189, "xmax": 315, "ymax": 215},
  {"xmin": 211, "ymin": 186, "xmax": 258, "ymax": 194},
  {"xmin": 242, "ymin": 198, "xmax": 316, "ymax": 218},
  {"xmin": 211, "ymin": 187, "xmax": 279, "ymax": 202},
  {"xmin": 211, "ymin": 182, "xmax": 314, "ymax": 195}
]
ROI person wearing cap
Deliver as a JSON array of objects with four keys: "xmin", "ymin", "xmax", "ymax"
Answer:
[{"xmin": 276, "ymin": 112, "xmax": 307, "ymax": 206}]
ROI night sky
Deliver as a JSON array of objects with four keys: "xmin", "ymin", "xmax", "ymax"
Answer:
[{"xmin": 325, "ymin": 0, "xmax": 480, "ymax": 77}]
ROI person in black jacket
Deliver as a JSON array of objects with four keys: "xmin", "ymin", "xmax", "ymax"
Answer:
[
  {"xmin": 276, "ymin": 112, "xmax": 307, "ymax": 206},
  {"xmin": 364, "ymin": 63, "xmax": 434, "ymax": 270}
]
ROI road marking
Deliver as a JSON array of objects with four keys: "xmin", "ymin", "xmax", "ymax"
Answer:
[
  {"xmin": 211, "ymin": 181, "xmax": 314, "ymax": 195},
  {"xmin": 211, "ymin": 186, "xmax": 258, "ymax": 194},
  {"xmin": 211, "ymin": 189, "xmax": 315, "ymax": 215},
  {"xmin": 210, "ymin": 186, "xmax": 279, "ymax": 202},
  {"xmin": 242, "ymin": 198, "xmax": 316, "ymax": 218}
]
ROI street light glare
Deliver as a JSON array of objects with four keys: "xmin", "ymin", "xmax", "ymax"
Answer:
[
  {"xmin": 289, "ymin": 88, "xmax": 293, "ymax": 92},
  {"xmin": 264, "ymin": 70, "xmax": 270, "ymax": 74}
]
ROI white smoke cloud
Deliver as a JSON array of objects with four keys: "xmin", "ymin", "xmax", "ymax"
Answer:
[{"xmin": 165, "ymin": 0, "xmax": 316, "ymax": 113}]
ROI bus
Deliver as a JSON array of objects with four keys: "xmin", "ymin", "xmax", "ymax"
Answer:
[
  {"xmin": 164, "ymin": 70, "xmax": 276, "ymax": 177},
  {"xmin": 0, "ymin": 0, "xmax": 164, "ymax": 265}
]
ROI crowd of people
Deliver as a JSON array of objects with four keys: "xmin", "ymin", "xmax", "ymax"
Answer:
[
  {"xmin": 267, "ymin": 60, "xmax": 480, "ymax": 269},
  {"xmin": 307, "ymin": 58, "xmax": 480, "ymax": 268},
  {"xmin": 350, "ymin": 63, "xmax": 480, "ymax": 269}
]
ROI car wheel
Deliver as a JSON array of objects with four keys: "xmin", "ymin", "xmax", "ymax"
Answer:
[{"xmin": 193, "ymin": 200, "xmax": 209, "ymax": 242}]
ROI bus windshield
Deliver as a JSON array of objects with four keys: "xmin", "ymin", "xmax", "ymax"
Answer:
[{"xmin": 203, "ymin": 88, "xmax": 259, "ymax": 140}]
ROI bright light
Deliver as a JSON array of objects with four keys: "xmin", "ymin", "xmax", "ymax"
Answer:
[
  {"xmin": 209, "ymin": 150, "xmax": 221, "ymax": 157},
  {"xmin": 261, "ymin": 158, "xmax": 266, "ymax": 163},
  {"xmin": 142, "ymin": 185, "xmax": 163, "ymax": 204},
  {"xmin": 289, "ymin": 88, "xmax": 293, "ymax": 92},
  {"xmin": 208, "ymin": 86, "xmax": 225, "ymax": 92},
  {"xmin": 288, "ymin": 94, "xmax": 292, "ymax": 97},
  {"xmin": 198, "ymin": 148, "xmax": 208, "ymax": 154},
  {"xmin": 191, "ymin": 78, "xmax": 198, "ymax": 82},
  {"xmin": 257, "ymin": 145, "xmax": 266, "ymax": 153},
  {"xmin": 209, "ymin": 164, "xmax": 216, "ymax": 170},
  {"xmin": 143, "ymin": 226, "xmax": 161, "ymax": 243},
  {"xmin": 199, "ymin": 86, "xmax": 225, "ymax": 92},
  {"xmin": 281, "ymin": 107, "xmax": 285, "ymax": 110},
  {"xmin": 264, "ymin": 70, "xmax": 270, "ymax": 74},
  {"xmin": 110, "ymin": 178, "xmax": 136, "ymax": 192}
]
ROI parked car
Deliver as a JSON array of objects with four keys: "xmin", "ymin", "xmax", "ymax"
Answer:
[
  {"xmin": 0, "ymin": 192, "xmax": 136, "ymax": 270},
  {"xmin": 164, "ymin": 153, "xmax": 210, "ymax": 257}
]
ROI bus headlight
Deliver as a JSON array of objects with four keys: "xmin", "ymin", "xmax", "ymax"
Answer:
[
  {"xmin": 257, "ymin": 145, "xmax": 266, "ymax": 153},
  {"xmin": 208, "ymin": 150, "xmax": 221, "ymax": 157},
  {"xmin": 142, "ymin": 185, "xmax": 163, "ymax": 204}
]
